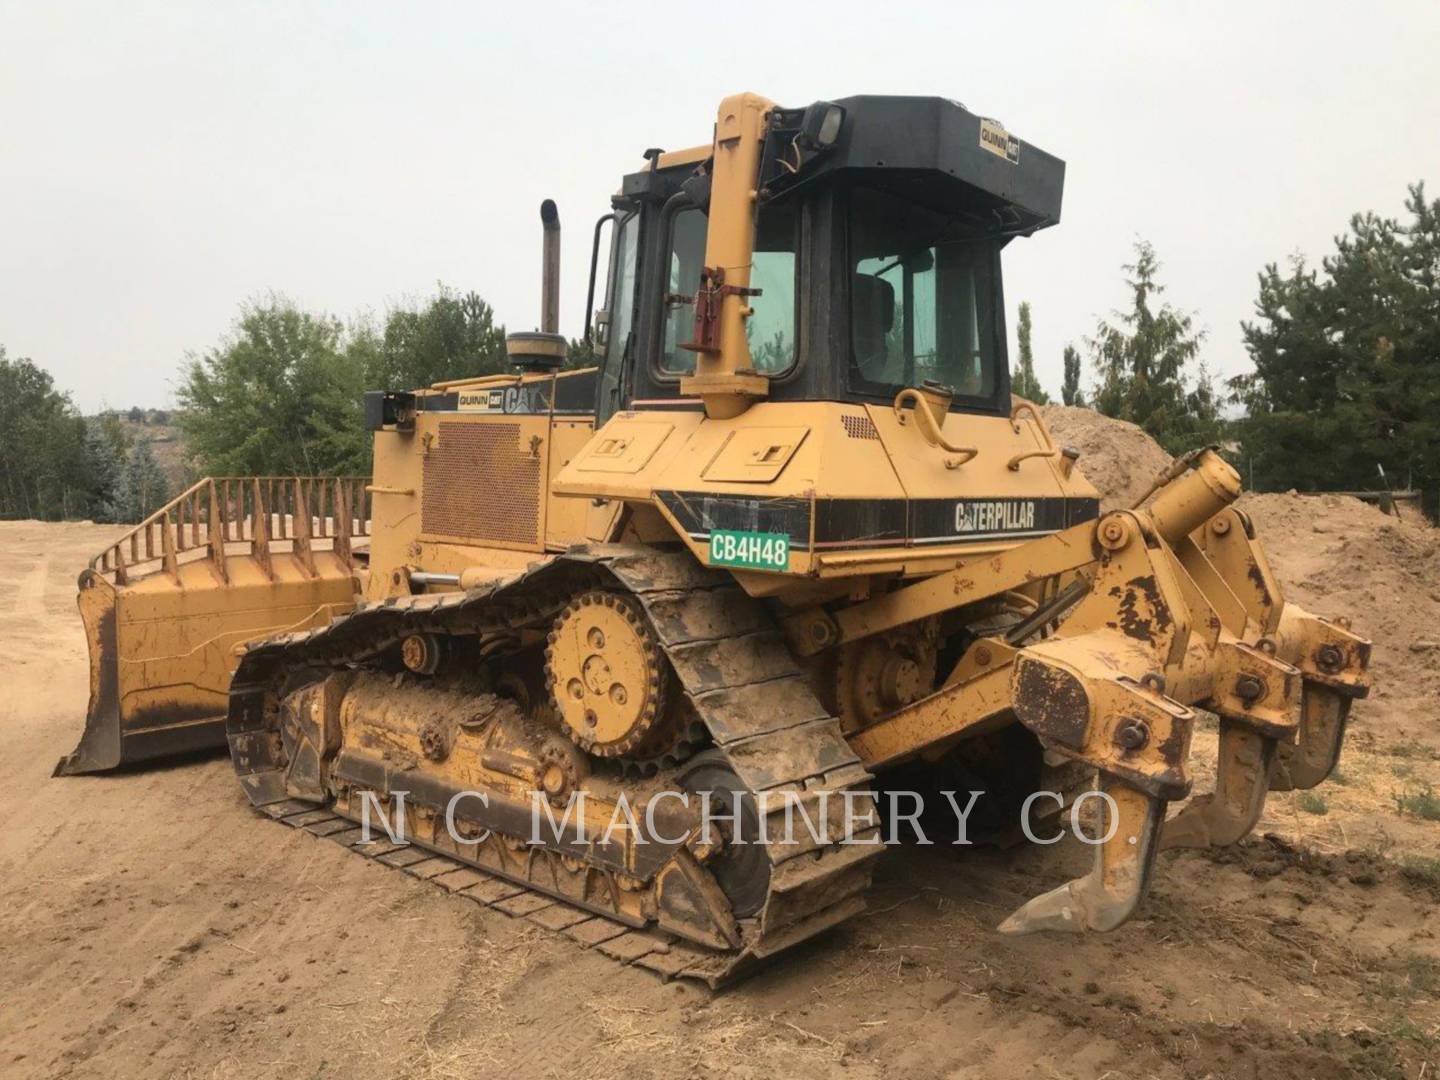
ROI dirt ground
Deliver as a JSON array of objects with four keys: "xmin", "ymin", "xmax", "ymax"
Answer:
[{"xmin": 3, "ymin": 473, "xmax": 1439, "ymax": 1077}]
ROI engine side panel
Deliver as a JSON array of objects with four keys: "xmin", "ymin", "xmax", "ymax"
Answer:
[{"xmin": 554, "ymin": 400, "xmax": 1101, "ymax": 583}]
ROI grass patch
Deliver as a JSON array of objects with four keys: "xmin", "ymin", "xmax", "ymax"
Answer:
[
  {"xmin": 1405, "ymin": 954, "xmax": 1439, "ymax": 996},
  {"xmin": 1297, "ymin": 791, "xmax": 1329, "ymax": 815},
  {"xmin": 1391, "ymin": 763, "xmax": 1415, "ymax": 779},
  {"xmin": 1400, "ymin": 855, "xmax": 1440, "ymax": 887},
  {"xmin": 1326, "ymin": 766, "xmax": 1352, "ymax": 786},
  {"xmin": 1388, "ymin": 739, "xmax": 1437, "ymax": 760},
  {"xmin": 1382, "ymin": 1014, "xmax": 1436, "ymax": 1048},
  {"xmin": 1393, "ymin": 785, "xmax": 1440, "ymax": 821}
]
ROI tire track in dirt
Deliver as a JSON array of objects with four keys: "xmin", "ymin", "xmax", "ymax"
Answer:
[{"xmin": 4, "ymin": 545, "xmax": 54, "ymax": 652}]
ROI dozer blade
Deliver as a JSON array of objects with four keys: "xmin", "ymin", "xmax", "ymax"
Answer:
[{"xmin": 55, "ymin": 477, "xmax": 367, "ymax": 776}]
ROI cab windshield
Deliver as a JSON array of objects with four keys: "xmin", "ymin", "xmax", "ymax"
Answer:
[{"xmin": 848, "ymin": 186, "xmax": 1002, "ymax": 404}]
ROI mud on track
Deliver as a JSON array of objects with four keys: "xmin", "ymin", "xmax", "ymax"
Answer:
[{"xmin": 1, "ymin": 516, "xmax": 1436, "ymax": 1079}]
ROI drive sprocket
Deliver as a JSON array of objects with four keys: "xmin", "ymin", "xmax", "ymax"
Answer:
[{"xmin": 545, "ymin": 590, "xmax": 676, "ymax": 759}]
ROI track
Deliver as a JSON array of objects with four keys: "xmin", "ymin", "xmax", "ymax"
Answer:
[
  {"xmin": 258, "ymin": 796, "xmax": 753, "ymax": 987},
  {"xmin": 226, "ymin": 544, "xmax": 885, "ymax": 986}
]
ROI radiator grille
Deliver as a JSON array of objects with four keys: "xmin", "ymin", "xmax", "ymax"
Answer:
[
  {"xmin": 422, "ymin": 421, "xmax": 540, "ymax": 546},
  {"xmin": 841, "ymin": 414, "xmax": 880, "ymax": 440}
]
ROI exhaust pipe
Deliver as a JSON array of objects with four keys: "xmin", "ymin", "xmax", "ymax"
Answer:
[
  {"xmin": 540, "ymin": 199, "xmax": 561, "ymax": 335},
  {"xmin": 506, "ymin": 198, "xmax": 568, "ymax": 372}
]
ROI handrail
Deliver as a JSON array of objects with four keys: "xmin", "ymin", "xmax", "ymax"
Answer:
[
  {"xmin": 90, "ymin": 476, "xmax": 372, "ymax": 586},
  {"xmin": 1007, "ymin": 448, "xmax": 1060, "ymax": 471},
  {"xmin": 1010, "ymin": 401, "xmax": 1058, "ymax": 453},
  {"xmin": 1007, "ymin": 402, "xmax": 1064, "ymax": 472},
  {"xmin": 893, "ymin": 387, "xmax": 979, "ymax": 466}
]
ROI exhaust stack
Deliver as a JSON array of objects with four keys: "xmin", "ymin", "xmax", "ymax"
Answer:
[
  {"xmin": 540, "ymin": 198, "xmax": 561, "ymax": 334},
  {"xmin": 506, "ymin": 199, "xmax": 568, "ymax": 372}
]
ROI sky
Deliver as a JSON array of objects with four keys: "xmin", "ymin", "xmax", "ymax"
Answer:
[{"xmin": 1, "ymin": 1, "xmax": 1437, "ymax": 413}]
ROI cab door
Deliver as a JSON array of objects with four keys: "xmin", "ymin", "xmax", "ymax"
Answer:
[{"xmin": 596, "ymin": 210, "xmax": 639, "ymax": 424}]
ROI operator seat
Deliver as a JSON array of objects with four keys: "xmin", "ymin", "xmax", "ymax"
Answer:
[{"xmin": 850, "ymin": 273, "xmax": 896, "ymax": 383}]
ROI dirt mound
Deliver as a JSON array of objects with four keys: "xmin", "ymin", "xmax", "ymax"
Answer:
[
  {"xmin": 1041, "ymin": 404, "xmax": 1173, "ymax": 511},
  {"xmin": 1240, "ymin": 489, "xmax": 1440, "ymax": 751}
]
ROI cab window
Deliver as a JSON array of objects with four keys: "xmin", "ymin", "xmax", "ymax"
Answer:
[
  {"xmin": 659, "ymin": 208, "xmax": 707, "ymax": 373},
  {"xmin": 848, "ymin": 186, "xmax": 1001, "ymax": 404},
  {"xmin": 606, "ymin": 212, "xmax": 639, "ymax": 368},
  {"xmin": 596, "ymin": 211, "xmax": 638, "ymax": 420},
  {"xmin": 659, "ymin": 200, "xmax": 798, "ymax": 376}
]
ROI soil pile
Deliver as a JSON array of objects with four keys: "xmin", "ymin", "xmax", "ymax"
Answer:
[
  {"xmin": 1040, "ymin": 404, "xmax": 1173, "ymax": 512},
  {"xmin": 1241, "ymin": 490, "xmax": 1440, "ymax": 749}
]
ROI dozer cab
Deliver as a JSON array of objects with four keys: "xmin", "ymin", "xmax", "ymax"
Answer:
[{"xmin": 59, "ymin": 93, "xmax": 1370, "ymax": 982}]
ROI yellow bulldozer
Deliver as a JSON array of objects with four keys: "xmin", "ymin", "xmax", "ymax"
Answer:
[{"xmin": 57, "ymin": 93, "xmax": 1370, "ymax": 983}]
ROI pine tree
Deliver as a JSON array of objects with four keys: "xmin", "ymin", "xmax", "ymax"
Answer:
[
  {"xmin": 1061, "ymin": 344, "xmax": 1085, "ymax": 407},
  {"xmin": 84, "ymin": 413, "xmax": 131, "ymax": 521},
  {"xmin": 1011, "ymin": 302, "xmax": 1049, "ymax": 403},
  {"xmin": 1233, "ymin": 183, "xmax": 1440, "ymax": 515},
  {"xmin": 1089, "ymin": 241, "xmax": 1221, "ymax": 453},
  {"xmin": 110, "ymin": 440, "xmax": 171, "ymax": 524}
]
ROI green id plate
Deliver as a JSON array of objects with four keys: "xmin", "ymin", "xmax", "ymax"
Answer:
[{"xmin": 706, "ymin": 529, "xmax": 790, "ymax": 572}]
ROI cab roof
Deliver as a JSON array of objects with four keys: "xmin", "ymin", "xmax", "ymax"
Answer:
[{"xmin": 622, "ymin": 95, "xmax": 1064, "ymax": 236}]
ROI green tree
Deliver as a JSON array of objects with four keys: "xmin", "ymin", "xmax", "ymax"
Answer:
[
  {"xmin": 566, "ymin": 336, "xmax": 601, "ymax": 370},
  {"xmin": 176, "ymin": 287, "xmax": 517, "ymax": 479},
  {"xmin": 177, "ymin": 297, "xmax": 365, "ymax": 476},
  {"xmin": 0, "ymin": 348, "xmax": 96, "ymax": 520},
  {"xmin": 1232, "ymin": 183, "xmax": 1440, "ymax": 514},
  {"xmin": 1061, "ymin": 344, "xmax": 1085, "ymax": 407},
  {"xmin": 1011, "ymin": 302, "xmax": 1049, "ymax": 403},
  {"xmin": 747, "ymin": 327, "xmax": 791, "ymax": 374},
  {"xmin": 308, "ymin": 334, "xmax": 375, "ymax": 476},
  {"xmin": 1090, "ymin": 240, "xmax": 1222, "ymax": 454},
  {"xmin": 370, "ymin": 285, "xmax": 509, "ymax": 392}
]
